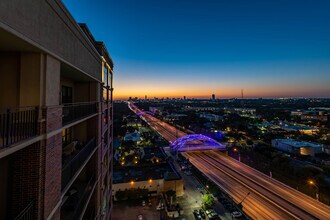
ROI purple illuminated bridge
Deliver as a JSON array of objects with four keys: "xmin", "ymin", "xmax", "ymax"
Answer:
[{"xmin": 170, "ymin": 134, "xmax": 226, "ymax": 152}]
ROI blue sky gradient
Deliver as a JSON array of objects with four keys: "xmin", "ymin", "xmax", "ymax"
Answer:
[{"xmin": 64, "ymin": 0, "xmax": 330, "ymax": 98}]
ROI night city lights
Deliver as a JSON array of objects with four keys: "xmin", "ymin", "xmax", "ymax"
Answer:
[{"xmin": 1, "ymin": 0, "xmax": 330, "ymax": 220}]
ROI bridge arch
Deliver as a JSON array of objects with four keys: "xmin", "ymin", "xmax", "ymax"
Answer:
[{"xmin": 170, "ymin": 134, "xmax": 226, "ymax": 152}]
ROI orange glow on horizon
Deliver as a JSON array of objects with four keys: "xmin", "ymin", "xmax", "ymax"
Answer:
[{"xmin": 113, "ymin": 83, "xmax": 328, "ymax": 100}]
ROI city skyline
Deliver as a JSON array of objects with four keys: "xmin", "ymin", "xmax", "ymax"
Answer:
[{"xmin": 64, "ymin": 0, "xmax": 330, "ymax": 99}]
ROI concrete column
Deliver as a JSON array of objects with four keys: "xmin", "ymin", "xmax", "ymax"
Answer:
[
  {"xmin": 19, "ymin": 53, "xmax": 43, "ymax": 107},
  {"xmin": 44, "ymin": 55, "xmax": 60, "ymax": 106}
]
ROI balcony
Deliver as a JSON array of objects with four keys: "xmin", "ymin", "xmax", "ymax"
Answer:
[
  {"xmin": 62, "ymin": 102, "xmax": 97, "ymax": 125},
  {"xmin": 62, "ymin": 138, "xmax": 96, "ymax": 190},
  {"xmin": 14, "ymin": 200, "xmax": 34, "ymax": 220},
  {"xmin": 0, "ymin": 107, "xmax": 38, "ymax": 149},
  {"xmin": 61, "ymin": 174, "xmax": 96, "ymax": 220}
]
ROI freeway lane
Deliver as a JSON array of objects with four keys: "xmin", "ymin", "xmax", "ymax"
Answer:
[
  {"xmin": 185, "ymin": 151, "xmax": 294, "ymax": 220},
  {"xmin": 186, "ymin": 151, "xmax": 324, "ymax": 220},
  {"xmin": 128, "ymin": 102, "xmax": 330, "ymax": 219}
]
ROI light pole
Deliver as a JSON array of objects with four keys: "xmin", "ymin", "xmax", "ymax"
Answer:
[
  {"xmin": 233, "ymin": 147, "xmax": 241, "ymax": 162},
  {"xmin": 238, "ymin": 192, "xmax": 250, "ymax": 209},
  {"xmin": 308, "ymin": 180, "xmax": 320, "ymax": 201}
]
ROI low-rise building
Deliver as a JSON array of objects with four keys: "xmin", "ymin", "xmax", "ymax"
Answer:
[
  {"xmin": 271, "ymin": 139, "xmax": 323, "ymax": 156},
  {"xmin": 112, "ymin": 163, "xmax": 183, "ymax": 200},
  {"xmin": 199, "ymin": 113, "xmax": 223, "ymax": 121},
  {"xmin": 281, "ymin": 125, "xmax": 319, "ymax": 135},
  {"xmin": 224, "ymin": 107, "xmax": 256, "ymax": 116}
]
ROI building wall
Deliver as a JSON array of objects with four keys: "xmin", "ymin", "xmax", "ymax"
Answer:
[
  {"xmin": 163, "ymin": 180, "xmax": 184, "ymax": 197},
  {"xmin": 112, "ymin": 178, "xmax": 184, "ymax": 200},
  {"xmin": 0, "ymin": 157, "xmax": 10, "ymax": 219},
  {"xmin": 0, "ymin": 52, "xmax": 20, "ymax": 108},
  {"xmin": 0, "ymin": 0, "xmax": 101, "ymax": 81},
  {"xmin": 112, "ymin": 179, "xmax": 165, "ymax": 201},
  {"xmin": 0, "ymin": 1, "xmax": 114, "ymax": 219}
]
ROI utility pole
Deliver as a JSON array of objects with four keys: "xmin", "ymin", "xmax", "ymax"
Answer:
[
  {"xmin": 241, "ymin": 89, "xmax": 244, "ymax": 108},
  {"xmin": 238, "ymin": 192, "xmax": 250, "ymax": 208}
]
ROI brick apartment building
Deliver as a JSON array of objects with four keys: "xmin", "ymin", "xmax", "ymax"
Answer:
[{"xmin": 0, "ymin": 1, "xmax": 113, "ymax": 219}]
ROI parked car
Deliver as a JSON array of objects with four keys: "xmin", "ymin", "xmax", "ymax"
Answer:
[
  {"xmin": 142, "ymin": 200, "xmax": 145, "ymax": 207},
  {"xmin": 206, "ymin": 210, "xmax": 219, "ymax": 219},
  {"xmin": 199, "ymin": 209, "xmax": 206, "ymax": 219},
  {"xmin": 138, "ymin": 214, "xmax": 143, "ymax": 220},
  {"xmin": 231, "ymin": 211, "xmax": 243, "ymax": 218},
  {"xmin": 156, "ymin": 202, "xmax": 164, "ymax": 210},
  {"xmin": 193, "ymin": 209, "xmax": 202, "ymax": 220},
  {"xmin": 184, "ymin": 170, "xmax": 192, "ymax": 175}
]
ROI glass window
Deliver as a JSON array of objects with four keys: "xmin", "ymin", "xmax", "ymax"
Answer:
[
  {"xmin": 62, "ymin": 128, "xmax": 73, "ymax": 146},
  {"xmin": 103, "ymin": 65, "xmax": 108, "ymax": 87},
  {"xmin": 61, "ymin": 86, "xmax": 73, "ymax": 104}
]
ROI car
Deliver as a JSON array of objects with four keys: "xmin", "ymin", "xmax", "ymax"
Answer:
[
  {"xmin": 197, "ymin": 185, "xmax": 204, "ymax": 191},
  {"xmin": 205, "ymin": 209, "xmax": 212, "ymax": 215},
  {"xmin": 224, "ymin": 203, "xmax": 234, "ymax": 209},
  {"xmin": 142, "ymin": 200, "xmax": 145, "ymax": 207},
  {"xmin": 156, "ymin": 202, "xmax": 164, "ymax": 210},
  {"xmin": 217, "ymin": 197, "xmax": 228, "ymax": 203},
  {"xmin": 184, "ymin": 170, "xmax": 192, "ymax": 175},
  {"xmin": 193, "ymin": 209, "xmax": 202, "ymax": 220},
  {"xmin": 231, "ymin": 211, "xmax": 242, "ymax": 218},
  {"xmin": 199, "ymin": 209, "xmax": 206, "ymax": 219},
  {"xmin": 137, "ymin": 214, "xmax": 143, "ymax": 220},
  {"xmin": 206, "ymin": 209, "xmax": 217, "ymax": 219}
]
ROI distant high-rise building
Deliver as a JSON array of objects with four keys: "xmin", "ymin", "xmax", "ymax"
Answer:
[
  {"xmin": 0, "ymin": 2, "xmax": 113, "ymax": 219},
  {"xmin": 212, "ymin": 94, "xmax": 215, "ymax": 100},
  {"xmin": 145, "ymin": 95, "xmax": 147, "ymax": 100},
  {"xmin": 184, "ymin": 96, "xmax": 186, "ymax": 100}
]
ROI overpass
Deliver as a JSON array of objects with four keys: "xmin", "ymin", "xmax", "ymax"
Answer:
[{"xmin": 128, "ymin": 102, "xmax": 330, "ymax": 220}]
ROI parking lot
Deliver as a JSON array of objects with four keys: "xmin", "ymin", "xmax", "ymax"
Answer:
[{"xmin": 112, "ymin": 197, "xmax": 164, "ymax": 220}]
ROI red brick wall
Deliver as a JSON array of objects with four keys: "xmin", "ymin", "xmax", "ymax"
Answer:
[
  {"xmin": 43, "ymin": 133, "xmax": 62, "ymax": 219},
  {"xmin": 43, "ymin": 107, "xmax": 62, "ymax": 133},
  {"xmin": 10, "ymin": 142, "xmax": 42, "ymax": 219}
]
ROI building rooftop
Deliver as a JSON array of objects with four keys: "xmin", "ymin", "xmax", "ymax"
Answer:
[
  {"xmin": 274, "ymin": 139, "xmax": 322, "ymax": 148},
  {"xmin": 113, "ymin": 162, "xmax": 181, "ymax": 184},
  {"xmin": 123, "ymin": 132, "xmax": 141, "ymax": 142},
  {"xmin": 142, "ymin": 147, "xmax": 167, "ymax": 160}
]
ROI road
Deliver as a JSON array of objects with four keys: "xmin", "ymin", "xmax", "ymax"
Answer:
[{"xmin": 128, "ymin": 102, "xmax": 330, "ymax": 220}]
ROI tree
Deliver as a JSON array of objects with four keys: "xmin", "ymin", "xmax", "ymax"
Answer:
[{"xmin": 202, "ymin": 194, "xmax": 215, "ymax": 209}]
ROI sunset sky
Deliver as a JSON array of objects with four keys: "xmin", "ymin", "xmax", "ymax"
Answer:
[{"xmin": 64, "ymin": 0, "xmax": 330, "ymax": 99}]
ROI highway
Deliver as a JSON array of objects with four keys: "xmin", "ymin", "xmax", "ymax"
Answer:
[{"xmin": 128, "ymin": 102, "xmax": 330, "ymax": 220}]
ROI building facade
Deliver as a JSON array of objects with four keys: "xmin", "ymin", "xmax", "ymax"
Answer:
[
  {"xmin": 0, "ymin": 1, "xmax": 113, "ymax": 219},
  {"xmin": 271, "ymin": 139, "xmax": 323, "ymax": 156}
]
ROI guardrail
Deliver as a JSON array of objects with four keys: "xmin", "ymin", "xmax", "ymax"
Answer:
[
  {"xmin": 14, "ymin": 200, "xmax": 34, "ymax": 220},
  {"xmin": 0, "ymin": 107, "xmax": 38, "ymax": 148},
  {"xmin": 62, "ymin": 102, "xmax": 97, "ymax": 125},
  {"xmin": 62, "ymin": 138, "xmax": 96, "ymax": 190}
]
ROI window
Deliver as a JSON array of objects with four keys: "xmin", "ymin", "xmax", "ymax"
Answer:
[
  {"xmin": 103, "ymin": 65, "xmax": 108, "ymax": 87},
  {"xmin": 62, "ymin": 128, "xmax": 73, "ymax": 146},
  {"xmin": 104, "ymin": 109, "xmax": 108, "ymax": 125},
  {"xmin": 108, "ymin": 70, "xmax": 113, "ymax": 89},
  {"xmin": 61, "ymin": 86, "xmax": 73, "ymax": 104}
]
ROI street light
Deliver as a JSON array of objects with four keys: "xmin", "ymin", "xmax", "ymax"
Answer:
[
  {"xmin": 233, "ymin": 147, "xmax": 241, "ymax": 162},
  {"xmin": 308, "ymin": 180, "xmax": 319, "ymax": 201}
]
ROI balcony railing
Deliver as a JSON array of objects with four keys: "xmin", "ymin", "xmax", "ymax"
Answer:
[
  {"xmin": 0, "ymin": 107, "xmax": 38, "ymax": 149},
  {"xmin": 62, "ymin": 102, "xmax": 97, "ymax": 125},
  {"xmin": 62, "ymin": 138, "xmax": 96, "ymax": 190},
  {"xmin": 14, "ymin": 200, "xmax": 34, "ymax": 220},
  {"xmin": 61, "ymin": 174, "xmax": 96, "ymax": 220}
]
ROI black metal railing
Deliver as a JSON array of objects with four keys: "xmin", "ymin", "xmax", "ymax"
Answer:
[
  {"xmin": 14, "ymin": 200, "xmax": 34, "ymax": 220},
  {"xmin": 62, "ymin": 102, "xmax": 97, "ymax": 125},
  {"xmin": 0, "ymin": 107, "xmax": 38, "ymax": 149},
  {"xmin": 72, "ymin": 174, "xmax": 96, "ymax": 219},
  {"xmin": 62, "ymin": 138, "xmax": 96, "ymax": 190},
  {"xmin": 61, "ymin": 174, "xmax": 96, "ymax": 220}
]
